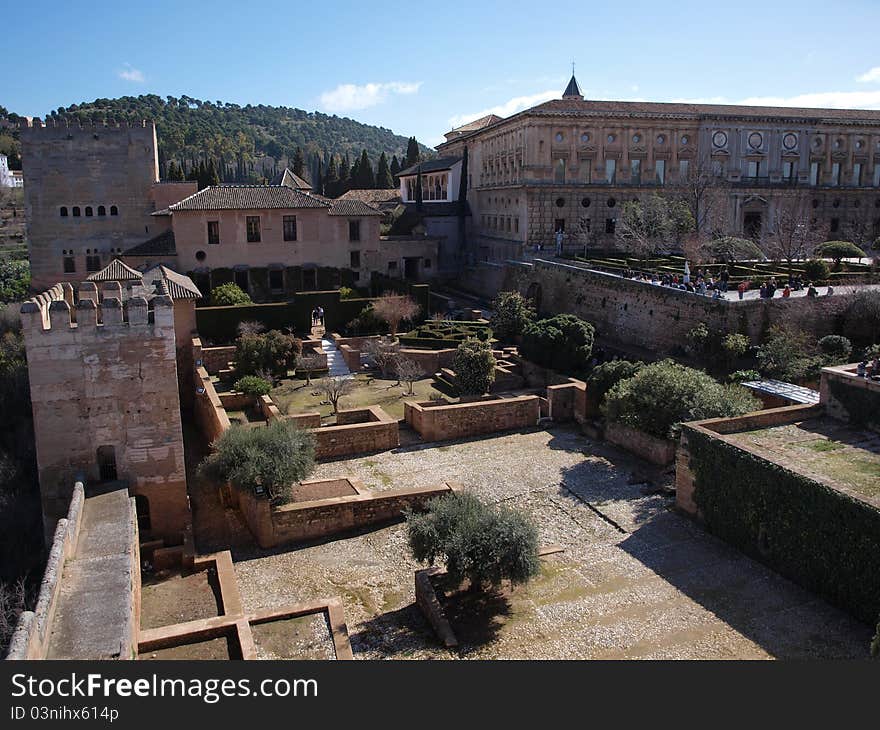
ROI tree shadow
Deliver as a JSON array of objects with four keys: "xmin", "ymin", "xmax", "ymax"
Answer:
[
  {"xmin": 433, "ymin": 574, "xmax": 511, "ymax": 651},
  {"xmin": 347, "ymin": 603, "xmax": 440, "ymax": 657}
]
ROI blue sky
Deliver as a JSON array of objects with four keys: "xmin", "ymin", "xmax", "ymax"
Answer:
[{"xmin": 4, "ymin": 0, "xmax": 880, "ymax": 148}]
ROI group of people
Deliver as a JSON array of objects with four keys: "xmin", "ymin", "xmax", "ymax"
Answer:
[
  {"xmin": 310, "ymin": 306, "xmax": 325, "ymax": 328},
  {"xmin": 856, "ymin": 358, "xmax": 880, "ymax": 381}
]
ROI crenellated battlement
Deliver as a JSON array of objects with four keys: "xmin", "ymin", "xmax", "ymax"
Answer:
[
  {"xmin": 20, "ymin": 117, "xmax": 152, "ymax": 131},
  {"xmin": 20, "ymin": 281, "xmax": 174, "ymax": 334}
]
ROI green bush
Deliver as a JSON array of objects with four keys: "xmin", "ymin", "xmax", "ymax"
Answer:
[
  {"xmin": 843, "ymin": 291, "xmax": 880, "ymax": 345},
  {"xmin": 729, "ymin": 369, "xmax": 761, "ymax": 384},
  {"xmin": 803, "ymin": 258, "xmax": 830, "ymax": 282},
  {"xmin": 345, "ymin": 305, "xmax": 386, "ymax": 336},
  {"xmin": 233, "ymin": 375, "xmax": 272, "ymax": 397},
  {"xmin": 234, "ymin": 330, "xmax": 301, "ymax": 378},
  {"xmin": 406, "ymin": 492, "xmax": 540, "ymax": 590},
  {"xmin": 586, "ymin": 360, "xmax": 643, "ymax": 407},
  {"xmin": 489, "ymin": 291, "xmax": 535, "ymax": 343},
  {"xmin": 817, "ymin": 335, "xmax": 852, "ymax": 363},
  {"xmin": 817, "ymin": 240, "xmax": 867, "ymax": 265},
  {"xmin": 0, "ymin": 258, "xmax": 30, "ymax": 305},
  {"xmin": 210, "ymin": 282, "xmax": 252, "ymax": 306},
  {"xmin": 520, "ymin": 314, "xmax": 594, "ymax": 374},
  {"xmin": 722, "ymin": 333, "xmax": 751, "ymax": 360},
  {"xmin": 756, "ymin": 326, "xmax": 824, "ymax": 382},
  {"xmin": 453, "ymin": 338, "xmax": 496, "ymax": 396},
  {"xmin": 603, "ymin": 359, "xmax": 761, "ymax": 439},
  {"xmin": 198, "ymin": 420, "xmax": 315, "ymax": 505},
  {"xmin": 338, "ymin": 286, "xmax": 355, "ymax": 300}
]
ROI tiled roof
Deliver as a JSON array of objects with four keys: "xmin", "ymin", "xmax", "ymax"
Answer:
[
  {"xmin": 339, "ymin": 188, "xmax": 401, "ymax": 207},
  {"xmin": 448, "ymin": 114, "xmax": 504, "ymax": 134},
  {"xmin": 141, "ymin": 264, "xmax": 202, "ymax": 300},
  {"xmin": 398, "ymin": 157, "xmax": 461, "ymax": 177},
  {"xmin": 150, "ymin": 207, "xmax": 172, "ymax": 216},
  {"xmin": 271, "ymin": 168, "xmax": 312, "ymax": 190},
  {"xmin": 124, "ymin": 229, "xmax": 176, "ymax": 257},
  {"xmin": 740, "ymin": 379, "xmax": 821, "ymax": 405},
  {"xmin": 528, "ymin": 97, "xmax": 880, "ymax": 123},
  {"xmin": 86, "ymin": 258, "xmax": 144, "ymax": 282},
  {"xmin": 168, "ymin": 185, "xmax": 328, "ymax": 211},
  {"xmin": 327, "ymin": 198, "xmax": 384, "ymax": 216}
]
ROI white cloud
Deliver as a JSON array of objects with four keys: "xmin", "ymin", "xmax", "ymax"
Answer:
[
  {"xmin": 671, "ymin": 90, "xmax": 880, "ymax": 110},
  {"xmin": 318, "ymin": 81, "xmax": 421, "ymax": 112},
  {"xmin": 118, "ymin": 64, "xmax": 145, "ymax": 83},
  {"xmin": 448, "ymin": 89, "xmax": 558, "ymax": 129},
  {"xmin": 856, "ymin": 67, "xmax": 880, "ymax": 83}
]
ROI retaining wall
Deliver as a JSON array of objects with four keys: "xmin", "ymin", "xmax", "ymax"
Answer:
[{"xmin": 404, "ymin": 395, "xmax": 540, "ymax": 442}]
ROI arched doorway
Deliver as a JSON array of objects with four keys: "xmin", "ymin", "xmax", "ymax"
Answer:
[
  {"xmin": 526, "ymin": 282, "xmax": 543, "ymax": 313},
  {"xmin": 96, "ymin": 445, "xmax": 117, "ymax": 482}
]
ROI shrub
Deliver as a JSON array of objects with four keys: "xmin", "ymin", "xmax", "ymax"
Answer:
[
  {"xmin": 489, "ymin": 291, "xmax": 535, "ymax": 343},
  {"xmin": 520, "ymin": 314, "xmax": 594, "ymax": 373},
  {"xmin": 756, "ymin": 326, "xmax": 824, "ymax": 382},
  {"xmin": 406, "ymin": 492, "xmax": 540, "ymax": 591},
  {"xmin": 453, "ymin": 338, "xmax": 496, "ymax": 395},
  {"xmin": 817, "ymin": 240, "xmax": 867, "ymax": 265},
  {"xmin": 338, "ymin": 286, "xmax": 355, "ymax": 300},
  {"xmin": 233, "ymin": 375, "xmax": 272, "ymax": 397},
  {"xmin": 722, "ymin": 333, "xmax": 751, "ymax": 361},
  {"xmin": 729, "ymin": 369, "xmax": 761, "ymax": 384},
  {"xmin": 199, "ymin": 420, "xmax": 315, "ymax": 505},
  {"xmin": 843, "ymin": 291, "xmax": 880, "ymax": 345},
  {"xmin": 234, "ymin": 330, "xmax": 301, "ymax": 379},
  {"xmin": 817, "ymin": 335, "xmax": 852, "ymax": 363},
  {"xmin": 210, "ymin": 282, "xmax": 252, "ymax": 306},
  {"xmin": 345, "ymin": 305, "xmax": 385, "ymax": 336},
  {"xmin": 603, "ymin": 359, "xmax": 761, "ymax": 439},
  {"xmin": 864, "ymin": 344, "xmax": 880, "ymax": 360},
  {"xmin": 803, "ymin": 258, "xmax": 830, "ymax": 282},
  {"xmin": 586, "ymin": 360, "xmax": 643, "ymax": 407},
  {"xmin": 0, "ymin": 258, "xmax": 30, "ymax": 305}
]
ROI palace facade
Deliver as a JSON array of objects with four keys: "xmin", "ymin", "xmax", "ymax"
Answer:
[{"xmin": 437, "ymin": 75, "xmax": 880, "ymax": 261}]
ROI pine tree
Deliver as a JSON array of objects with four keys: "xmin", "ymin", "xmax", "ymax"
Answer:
[
  {"xmin": 292, "ymin": 147, "xmax": 305, "ymax": 177},
  {"xmin": 377, "ymin": 152, "xmax": 393, "ymax": 189},
  {"xmin": 405, "ymin": 137, "xmax": 420, "ymax": 168},
  {"xmin": 390, "ymin": 155, "xmax": 401, "ymax": 184}
]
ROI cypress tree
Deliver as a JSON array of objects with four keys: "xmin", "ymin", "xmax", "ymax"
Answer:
[
  {"xmin": 377, "ymin": 152, "xmax": 393, "ymax": 189},
  {"xmin": 349, "ymin": 156, "xmax": 361, "ymax": 189},
  {"xmin": 312, "ymin": 152, "xmax": 324, "ymax": 195},
  {"xmin": 292, "ymin": 147, "xmax": 305, "ymax": 177},
  {"xmin": 206, "ymin": 158, "xmax": 220, "ymax": 186},
  {"xmin": 325, "ymin": 155, "xmax": 339, "ymax": 198},
  {"xmin": 415, "ymin": 164, "xmax": 423, "ymax": 210},
  {"xmin": 338, "ymin": 154, "xmax": 350, "ymax": 194},
  {"xmin": 405, "ymin": 136, "xmax": 420, "ymax": 168},
  {"xmin": 390, "ymin": 155, "xmax": 401, "ymax": 183},
  {"xmin": 356, "ymin": 149, "xmax": 374, "ymax": 189}
]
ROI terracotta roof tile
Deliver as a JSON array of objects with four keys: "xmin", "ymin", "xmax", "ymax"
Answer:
[{"xmin": 169, "ymin": 185, "xmax": 328, "ymax": 211}]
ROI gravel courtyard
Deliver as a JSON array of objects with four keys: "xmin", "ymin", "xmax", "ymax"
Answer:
[{"xmin": 231, "ymin": 426, "xmax": 871, "ymax": 659}]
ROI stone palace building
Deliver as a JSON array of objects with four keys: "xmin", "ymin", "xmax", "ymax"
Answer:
[{"xmin": 437, "ymin": 74, "xmax": 880, "ymax": 261}]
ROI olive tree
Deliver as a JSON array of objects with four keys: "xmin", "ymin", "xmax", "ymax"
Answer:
[{"xmin": 406, "ymin": 492, "xmax": 540, "ymax": 591}]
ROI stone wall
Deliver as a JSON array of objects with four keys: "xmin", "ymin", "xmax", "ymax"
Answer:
[
  {"xmin": 820, "ymin": 364, "xmax": 880, "ymax": 432},
  {"xmin": 605, "ymin": 421, "xmax": 677, "ymax": 465},
  {"xmin": 464, "ymin": 259, "xmax": 865, "ymax": 356},
  {"xmin": 237, "ymin": 481, "xmax": 455, "ymax": 548},
  {"xmin": 404, "ymin": 395, "xmax": 540, "ymax": 442},
  {"xmin": 311, "ymin": 406, "xmax": 399, "ymax": 460},
  {"xmin": 200, "ymin": 345, "xmax": 236, "ymax": 375},
  {"xmin": 194, "ymin": 364, "xmax": 231, "ymax": 444},
  {"xmin": 6, "ymin": 483, "xmax": 84, "ymax": 660},
  {"xmin": 21, "ymin": 284, "xmax": 188, "ymax": 543}
]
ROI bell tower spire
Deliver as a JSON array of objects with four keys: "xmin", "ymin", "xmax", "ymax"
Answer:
[{"xmin": 562, "ymin": 64, "xmax": 583, "ymax": 100}]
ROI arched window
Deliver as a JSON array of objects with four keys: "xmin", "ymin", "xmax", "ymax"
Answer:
[
  {"xmin": 110, "ymin": 205, "xmax": 118, "ymax": 216},
  {"xmin": 97, "ymin": 205, "xmax": 106, "ymax": 216},
  {"xmin": 72, "ymin": 206, "xmax": 81, "ymax": 217},
  {"xmin": 85, "ymin": 206, "xmax": 93, "ymax": 217},
  {"xmin": 60, "ymin": 206, "xmax": 68, "ymax": 217}
]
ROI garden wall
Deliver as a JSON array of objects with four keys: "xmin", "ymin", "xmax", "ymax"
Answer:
[
  {"xmin": 676, "ymin": 415, "xmax": 880, "ymax": 624},
  {"xmin": 605, "ymin": 421, "xmax": 677, "ymax": 465},
  {"xmin": 194, "ymin": 364, "xmax": 231, "ymax": 443},
  {"xmin": 199, "ymin": 345, "xmax": 236, "ymax": 374},
  {"xmin": 472, "ymin": 259, "xmax": 865, "ymax": 356},
  {"xmin": 310, "ymin": 406, "xmax": 399, "ymax": 460},
  {"xmin": 404, "ymin": 395, "xmax": 540, "ymax": 442},
  {"xmin": 237, "ymin": 481, "xmax": 455, "ymax": 548}
]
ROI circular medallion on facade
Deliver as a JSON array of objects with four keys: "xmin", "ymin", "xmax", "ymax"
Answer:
[
  {"xmin": 555, "ymin": 132, "xmax": 564, "ymax": 143},
  {"xmin": 712, "ymin": 131, "xmax": 727, "ymax": 148},
  {"xmin": 607, "ymin": 134, "xmax": 616, "ymax": 143},
  {"xmin": 813, "ymin": 137, "xmax": 823, "ymax": 149},
  {"xmin": 748, "ymin": 132, "xmax": 763, "ymax": 149},
  {"xmin": 632, "ymin": 134, "xmax": 641, "ymax": 143},
  {"xmin": 555, "ymin": 197, "xmax": 565, "ymax": 208},
  {"xmin": 782, "ymin": 132, "xmax": 797, "ymax": 150},
  {"xmin": 855, "ymin": 139, "xmax": 863, "ymax": 150},
  {"xmin": 581, "ymin": 197, "xmax": 591, "ymax": 208},
  {"xmin": 581, "ymin": 132, "xmax": 590, "ymax": 143},
  {"xmin": 832, "ymin": 199, "xmax": 841, "ymax": 208},
  {"xmin": 656, "ymin": 134, "xmax": 665, "ymax": 144},
  {"xmin": 196, "ymin": 250, "xmax": 207, "ymax": 262},
  {"xmin": 607, "ymin": 198, "xmax": 616, "ymax": 208},
  {"xmin": 680, "ymin": 135, "xmax": 689, "ymax": 145},
  {"xmin": 834, "ymin": 139, "xmax": 842, "ymax": 149}
]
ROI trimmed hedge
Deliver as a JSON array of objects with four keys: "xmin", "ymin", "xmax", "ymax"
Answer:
[
  {"xmin": 686, "ymin": 426, "xmax": 880, "ymax": 624},
  {"xmin": 399, "ymin": 320, "xmax": 494, "ymax": 350}
]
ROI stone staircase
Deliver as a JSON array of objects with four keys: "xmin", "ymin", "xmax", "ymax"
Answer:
[{"xmin": 321, "ymin": 337, "xmax": 352, "ymax": 377}]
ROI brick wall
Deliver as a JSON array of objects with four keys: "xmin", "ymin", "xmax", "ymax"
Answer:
[
  {"xmin": 311, "ymin": 406, "xmax": 399, "ymax": 459},
  {"xmin": 404, "ymin": 395, "xmax": 540, "ymax": 442},
  {"xmin": 200, "ymin": 346, "xmax": 236, "ymax": 375},
  {"xmin": 237, "ymin": 482, "xmax": 454, "ymax": 548},
  {"xmin": 820, "ymin": 364, "xmax": 880, "ymax": 432},
  {"xmin": 194, "ymin": 365, "xmax": 231, "ymax": 444},
  {"xmin": 605, "ymin": 421, "xmax": 677, "ymax": 465}
]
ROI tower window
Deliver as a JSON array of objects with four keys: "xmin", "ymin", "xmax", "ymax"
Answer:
[
  {"xmin": 73, "ymin": 206, "xmax": 81, "ymax": 217},
  {"xmin": 110, "ymin": 205, "xmax": 118, "ymax": 216},
  {"xmin": 98, "ymin": 205, "xmax": 106, "ymax": 216},
  {"xmin": 85, "ymin": 206, "xmax": 93, "ymax": 217},
  {"xmin": 63, "ymin": 252, "xmax": 76, "ymax": 273},
  {"xmin": 60, "ymin": 206, "xmax": 68, "ymax": 217}
]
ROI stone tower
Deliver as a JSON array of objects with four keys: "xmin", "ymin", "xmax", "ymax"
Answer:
[
  {"xmin": 20, "ymin": 118, "xmax": 160, "ymax": 290},
  {"xmin": 19, "ymin": 281, "xmax": 189, "ymax": 544}
]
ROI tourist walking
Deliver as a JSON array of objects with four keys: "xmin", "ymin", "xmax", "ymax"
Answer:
[{"xmin": 317, "ymin": 306, "xmax": 325, "ymax": 326}]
